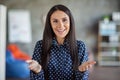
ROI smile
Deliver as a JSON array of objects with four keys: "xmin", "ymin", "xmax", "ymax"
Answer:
[{"xmin": 57, "ymin": 29, "xmax": 66, "ymax": 33}]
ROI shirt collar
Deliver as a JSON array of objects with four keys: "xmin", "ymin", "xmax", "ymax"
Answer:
[{"xmin": 52, "ymin": 37, "xmax": 68, "ymax": 47}]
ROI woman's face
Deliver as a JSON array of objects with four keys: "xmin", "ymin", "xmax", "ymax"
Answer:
[{"xmin": 50, "ymin": 10, "xmax": 70, "ymax": 40}]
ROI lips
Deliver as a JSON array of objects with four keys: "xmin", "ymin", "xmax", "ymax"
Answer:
[{"xmin": 57, "ymin": 29, "xmax": 66, "ymax": 34}]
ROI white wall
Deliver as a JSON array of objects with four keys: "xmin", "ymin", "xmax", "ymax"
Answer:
[{"xmin": 0, "ymin": 5, "xmax": 7, "ymax": 80}]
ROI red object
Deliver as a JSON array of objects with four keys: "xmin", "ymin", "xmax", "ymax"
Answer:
[{"xmin": 7, "ymin": 44, "xmax": 31, "ymax": 61}]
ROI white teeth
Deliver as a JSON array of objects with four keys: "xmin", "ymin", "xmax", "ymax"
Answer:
[
  {"xmin": 58, "ymin": 30, "xmax": 64, "ymax": 32},
  {"xmin": 57, "ymin": 30, "xmax": 64, "ymax": 32}
]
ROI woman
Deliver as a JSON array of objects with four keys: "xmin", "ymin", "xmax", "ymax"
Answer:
[{"xmin": 27, "ymin": 4, "xmax": 96, "ymax": 80}]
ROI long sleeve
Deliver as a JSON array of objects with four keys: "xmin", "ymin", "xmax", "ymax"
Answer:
[
  {"xmin": 75, "ymin": 41, "xmax": 89, "ymax": 80},
  {"xmin": 30, "ymin": 41, "xmax": 45, "ymax": 80}
]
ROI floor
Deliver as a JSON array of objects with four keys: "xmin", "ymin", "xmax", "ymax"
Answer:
[
  {"xmin": 89, "ymin": 66, "xmax": 120, "ymax": 80},
  {"xmin": 6, "ymin": 78, "xmax": 29, "ymax": 80}
]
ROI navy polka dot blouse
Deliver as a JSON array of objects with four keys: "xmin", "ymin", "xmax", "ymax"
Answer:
[{"xmin": 30, "ymin": 39, "xmax": 89, "ymax": 80}]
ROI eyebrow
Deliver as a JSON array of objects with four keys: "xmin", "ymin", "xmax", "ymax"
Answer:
[{"xmin": 51, "ymin": 17, "xmax": 68, "ymax": 20}]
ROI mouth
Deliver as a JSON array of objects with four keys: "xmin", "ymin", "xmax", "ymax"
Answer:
[{"xmin": 57, "ymin": 29, "xmax": 66, "ymax": 34}]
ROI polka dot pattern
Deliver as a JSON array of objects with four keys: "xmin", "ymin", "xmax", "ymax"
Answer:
[{"xmin": 30, "ymin": 39, "xmax": 89, "ymax": 80}]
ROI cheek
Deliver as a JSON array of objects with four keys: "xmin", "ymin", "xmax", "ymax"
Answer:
[
  {"xmin": 50, "ymin": 23, "xmax": 55, "ymax": 30},
  {"xmin": 51, "ymin": 25, "xmax": 57, "ymax": 34},
  {"xmin": 66, "ymin": 23, "xmax": 70, "ymax": 30},
  {"xmin": 51, "ymin": 25, "xmax": 56, "ymax": 31},
  {"xmin": 51, "ymin": 21, "xmax": 57, "ymax": 26}
]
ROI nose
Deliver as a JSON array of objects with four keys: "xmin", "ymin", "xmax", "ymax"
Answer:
[{"xmin": 58, "ymin": 21, "xmax": 64, "ymax": 28}]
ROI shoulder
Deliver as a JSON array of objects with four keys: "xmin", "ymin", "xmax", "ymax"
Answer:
[
  {"xmin": 35, "ymin": 40, "xmax": 42, "ymax": 46},
  {"xmin": 34, "ymin": 40, "xmax": 43, "ymax": 48},
  {"xmin": 32, "ymin": 40, "xmax": 43, "ymax": 62},
  {"xmin": 76, "ymin": 40, "xmax": 86, "ymax": 48},
  {"xmin": 76, "ymin": 40, "xmax": 87, "ymax": 53},
  {"xmin": 33, "ymin": 40, "xmax": 43, "ymax": 53},
  {"xmin": 77, "ymin": 40, "xmax": 88, "ymax": 63}
]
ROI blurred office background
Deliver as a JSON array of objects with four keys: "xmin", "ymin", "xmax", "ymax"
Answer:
[{"xmin": 0, "ymin": 0, "xmax": 120, "ymax": 80}]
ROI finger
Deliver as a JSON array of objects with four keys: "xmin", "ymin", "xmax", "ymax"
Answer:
[
  {"xmin": 29, "ymin": 63, "xmax": 38, "ymax": 71},
  {"xmin": 28, "ymin": 60, "xmax": 36, "ymax": 70},
  {"xmin": 82, "ymin": 65, "xmax": 89, "ymax": 71},
  {"xmin": 32, "ymin": 66, "xmax": 38, "ymax": 72},
  {"xmin": 28, "ymin": 60, "xmax": 41, "ymax": 72},
  {"xmin": 35, "ymin": 65, "xmax": 42, "ymax": 73},
  {"xmin": 78, "ymin": 66, "xmax": 82, "ymax": 71},
  {"xmin": 79, "ymin": 68, "xmax": 83, "ymax": 71},
  {"xmin": 26, "ymin": 60, "xmax": 33, "ymax": 64},
  {"xmin": 82, "ymin": 67, "xmax": 86, "ymax": 71},
  {"xmin": 86, "ymin": 64, "xmax": 92, "ymax": 69},
  {"xmin": 88, "ymin": 61, "xmax": 96, "ymax": 65},
  {"xmin": 78, "ymin": 66, "xmax": 86, "ymax": 72},
  {"xmin": 28, "ymin": 63, "xmax": 35, "ymax": 70},
  {"xmin": 30, "ymin": 64, "xmax": 41, "ymax": 73},
  {"xmin": 86, "ymin": 65, "xmax": 89, "ymax": 70}
]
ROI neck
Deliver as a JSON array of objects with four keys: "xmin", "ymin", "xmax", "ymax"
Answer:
[{"xmin": 56, "ymin": 37, "xmax": 65, "ymax": 45}]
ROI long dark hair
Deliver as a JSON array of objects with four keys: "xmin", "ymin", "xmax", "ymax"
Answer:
[{"xmin": 41, "ymin": 4, "xmax": 78, "ymax": 79}]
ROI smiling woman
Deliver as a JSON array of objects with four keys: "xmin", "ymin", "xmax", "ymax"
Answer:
[
  {"xmin": 26, "ymin": 4, "xmax": 96, "ymax": 80},
  {"xmin": 50, "ymin": 10, "xmax": 70, "ymax": 44}
]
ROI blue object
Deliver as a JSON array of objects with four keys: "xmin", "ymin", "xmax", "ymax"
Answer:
[{"xmin": 6, "ymin": 50, "xmax": 30, "ymax": 78}]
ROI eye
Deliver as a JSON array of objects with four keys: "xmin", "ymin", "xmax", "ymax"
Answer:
[
  {"xmin": 62, "ymin": 18, "xmax": 67, "ymax": 22},
  {"xmin": 53, "ymin": 19, "xmax": 58, "ymax": 23}
]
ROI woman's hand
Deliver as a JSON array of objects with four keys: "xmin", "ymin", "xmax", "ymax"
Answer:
[
  {"xmin": 26, "ymin": 60, "xmax": 42, "ymax": 73},
  {"xmin": 78, "ymin": 61, "xmax": 96, "ymax": 72}
]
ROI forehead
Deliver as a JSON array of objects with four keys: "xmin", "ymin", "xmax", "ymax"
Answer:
[{"xmin": 51, "ymin": 10, "xmax": 69, "ymax": 19}]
